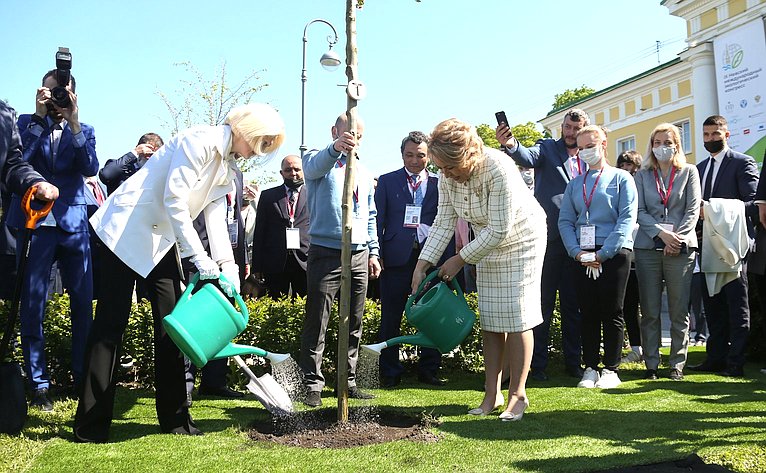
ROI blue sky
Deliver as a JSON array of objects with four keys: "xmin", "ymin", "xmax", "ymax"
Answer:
[{"xmin": 0, "ymin": 0, "xmax": 686, "ymax": 182}]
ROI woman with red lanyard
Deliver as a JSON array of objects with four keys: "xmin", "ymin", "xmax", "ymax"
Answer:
[
  {"xmin": 634, "ymin": 123, "xmax": 701, "ymax": 381},
  {"xmin": 558, "ymin": 125, "xmax": 638, "ymax": 389}
]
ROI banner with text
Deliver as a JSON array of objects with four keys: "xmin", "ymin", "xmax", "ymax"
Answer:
[{"xmin": 714, "ymin": 18, "xmax": 766, "ymax": 163}]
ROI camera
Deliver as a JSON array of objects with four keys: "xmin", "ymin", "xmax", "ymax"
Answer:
[{"xmin": 50, "ymin": 47, "xmax": 72, "ymax": 108}]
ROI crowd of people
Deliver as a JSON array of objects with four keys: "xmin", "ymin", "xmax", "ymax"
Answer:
[{"xmin": 0, "ymin": 62, "xmax": 764, "ymax": 442}]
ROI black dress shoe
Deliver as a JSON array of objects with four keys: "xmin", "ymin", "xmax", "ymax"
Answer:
[
  {"xmin": 644, "ymin": 369, "xmax": 658, "ymax": 380},
  {"xmin": 347, "ymin": 387, "xmax": 375, "ymax": 399},
  {"xmin": 30, "ymin": 388, "xmax": 53, "ymax": 411},
  {"xmin": 304, "ymin": 391, "xmax": 322, "ymax": 407},
  {"xmin": 198, "ymin": 385, "xmax": 244, "ymax": 398},
  {"xmin": 418, "ymin": 373, "xmax": 446, "ymax": 386},
  {"xmin": 565, "ymin": 366, "xmax": 585, "ymax": 378},
  {"xmin": 688, "ymin": 361, "xmax": 725, "ymax": 372},
  {"xmin": 717, "ymin": 367, "xmax": 744, "ymax": 377},
  {"xmin": 381, "ymin": 376, "xmax": 401, "ymax": 388},
  {"xmin": 669, "ymin": 368, "xmax": 684, "ymax": 381},
  {"xmin": 530, "ymin": 370, "xmax": 549, "ymax": 381}
]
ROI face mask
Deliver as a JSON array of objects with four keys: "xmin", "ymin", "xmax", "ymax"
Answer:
[
  {"xmin": 703, "ymin": 139, "xmax": 724, "ymax": 154},
  {"xmin": 284, "ymin": 177, "xmax": 304, "ymax": 189},
  {"xmin": 578, "ymin": 146, "xmax": 602, "ymax": 166},
  {"xmin": 652, "ymin": 146, "xmax": 675, "ymax": 162}
]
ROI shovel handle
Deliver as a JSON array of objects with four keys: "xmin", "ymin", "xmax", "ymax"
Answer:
[{"xmin": 22, "ymin": 185, "xmax": 54, "ymax": 230}]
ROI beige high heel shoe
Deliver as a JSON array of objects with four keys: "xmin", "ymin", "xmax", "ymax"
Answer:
[
  {"xmin": 468, "ymin": 397, "xmax": 504, "ymax": 416},
  {"xmin": 499, "ymin": 397, "xmax": 529, "ymax": 422}
]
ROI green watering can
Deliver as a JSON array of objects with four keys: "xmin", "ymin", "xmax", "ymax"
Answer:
[
  {"xmin": 362, "ymin": 270, "xmax": 476, "ymax": 355},
  {"xmin": 163, "ymin": 273, "xmax": 289, "ymax": 368}
]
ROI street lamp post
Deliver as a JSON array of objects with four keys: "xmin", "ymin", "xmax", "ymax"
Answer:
[{"xmin": 300, "ymin": 19, "xmax": 341, "ymax": 158}]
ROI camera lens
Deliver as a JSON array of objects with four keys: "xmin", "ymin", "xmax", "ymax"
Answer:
[{"xmin": 50, "ymin": 86, "xmax": 71, "ymax": 108}]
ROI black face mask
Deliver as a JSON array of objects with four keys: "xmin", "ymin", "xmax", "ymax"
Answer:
[
  {"xmin": 284, "ymin": 178, "xmax": 304, "ymax": 189},
  {"xmin": 703, "ymin": 139, "xmax": 725, "ymax": 154}
]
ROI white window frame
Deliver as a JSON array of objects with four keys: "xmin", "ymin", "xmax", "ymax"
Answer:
[
  {"xmin": 617, "ymin": 136, "xmax": 636, "ymax": 154},
  {"xmin": 674, "ymin": 119, "xmax": 692, "ymax": 154}
]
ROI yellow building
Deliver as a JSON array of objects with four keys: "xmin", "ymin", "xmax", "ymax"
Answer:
[{"xmin": 539, "ymin": 0, "xmax": 766, "ymax": 165}]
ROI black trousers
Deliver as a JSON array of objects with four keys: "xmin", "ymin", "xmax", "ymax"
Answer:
[
  {"xmin": 74, "ymin": 246, "xmax": 195, "ymax": 442},
  {"xmin": 623, "ymin": 268, "xmax": 641, "ymax": 347},
  {"xmin": 573, "ymin": 249, "xmax": 631, "ymax": 372},
  {"xmin": 701, "ymin": 270, "xmax": 750, "ymax": 370},
  {"xmin": 264, "ymin": 254, "xmax": 307, "ymax": 298}
]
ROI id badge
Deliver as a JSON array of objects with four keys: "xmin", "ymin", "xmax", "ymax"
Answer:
[
  {"xmin": 659, "ymin": 222, "xmax": 674, "ymax": 232},
  {"xmin": 403, "ymin": 204, "xmax": 422, "ymax": 228},
  {"xmin": 285, "ymin": 228, "xmax": 301, "ymax": 249},
  {"xmin": 228, "ymin": 219, "xmax": 239, "ymax": 248},
  {"xmin": 352, "ymin": 218, "xmax": 368, "ymax": 245},
  {"xmin": 580, "ymin": 224, "xmax": 596, "ymax": 250}
]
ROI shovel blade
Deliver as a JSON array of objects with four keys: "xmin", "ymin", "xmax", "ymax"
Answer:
[{"xmin": 0, "ymin": 362, "xmax": 28, "ymax": 435}]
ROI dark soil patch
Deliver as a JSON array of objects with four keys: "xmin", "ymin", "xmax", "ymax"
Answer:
[{"xmin": 247, "ymin": 406, "xmax": 442, "ymax": 448}]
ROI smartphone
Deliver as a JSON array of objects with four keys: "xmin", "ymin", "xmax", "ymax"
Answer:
[{"xmin": 495, "ymin": 111, "xmax": 509, "ymax": 127}]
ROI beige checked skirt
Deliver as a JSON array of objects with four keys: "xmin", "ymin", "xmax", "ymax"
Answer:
[{"xmin": 474, "ymin": 235, "xmax": 545, "ymax": 333}]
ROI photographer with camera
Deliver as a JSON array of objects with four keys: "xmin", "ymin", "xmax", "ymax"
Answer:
[{"xmin": 5, "ymin": 49, "xmax": 98, "ymax": 411}]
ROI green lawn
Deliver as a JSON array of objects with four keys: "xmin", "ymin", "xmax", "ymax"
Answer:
[{"xmin": 1, "ymin": 347, "xmax": 765, "ymax": 473}]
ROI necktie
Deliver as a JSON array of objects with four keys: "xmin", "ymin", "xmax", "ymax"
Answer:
[
  {"xmin": 703, "ymin": 158, "xmax": 716, "ymax": 200},
  {"xmin": 88, "ymin": 181, "xmax": 104, "ymax": 206},
  {"xmin": 412, "ymin": 174, "xmax": 423, "ymax": 205}
]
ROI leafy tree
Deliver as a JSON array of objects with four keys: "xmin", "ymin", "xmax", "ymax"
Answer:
[
  {"xmin": 476, "ymin": 124, "xmax": 501, "ymax": 149},
  {"xmin": 156, "ymin": 61, "xmax": 268, "ymax": 171},
  {"xmin": 511, "ymin": 121, "xmax": 544, "ymax": 148},
  {"xmin": 552, "ymin": 85, "xmax": 595, "ymax": 111}
]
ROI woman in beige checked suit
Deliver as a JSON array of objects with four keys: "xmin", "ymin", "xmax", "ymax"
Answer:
[{"xmin": 412, "ymin": 118, "xmax": 547, "ymax": 421}]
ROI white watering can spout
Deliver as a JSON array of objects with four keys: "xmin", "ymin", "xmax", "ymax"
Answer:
[{"xmin": 360, "ymin": 341, "xmax": 387, "ymax": 356}]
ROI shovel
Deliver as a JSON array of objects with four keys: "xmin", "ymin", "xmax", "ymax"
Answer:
[
  {"xmin": 232, "ymin": 355, "xmax": 293, "ymax": 415},
  {"xmin": 0, "ymin": 185, "xmax": 53, "ymax": 434}
]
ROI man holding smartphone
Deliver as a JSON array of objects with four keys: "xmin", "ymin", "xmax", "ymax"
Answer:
[{"xmin": 496, "ymin": 108, "xmax": 590, "ymax": 381}]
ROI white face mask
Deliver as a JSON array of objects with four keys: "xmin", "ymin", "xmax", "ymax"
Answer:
[
  {"xmin": 652, "ymin": 146, "xmax": 675, "ymax": 163},
  {"xmin": 578, "ymin": 146, "xmax": 602, "ymax": 166}
]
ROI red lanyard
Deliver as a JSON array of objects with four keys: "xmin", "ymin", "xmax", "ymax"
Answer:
[
  {"xmin": 572, "ymin": 157, "xmax": 583, "ymax": 178},
  {"xmin": 409, "ymin": 174, "xmax": 423, "ymax": 193},
  {"xmin": 581, "ymin": 168, "xmax": 604, "ymax": 213},
  {"xmin": 653, "ymin": 168, "xmax": 677, "ymax": 209}
]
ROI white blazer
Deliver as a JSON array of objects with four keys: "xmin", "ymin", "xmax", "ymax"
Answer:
[{"xmin": 91, "ymin": 125, "xmax": 238, "ymax": 277}]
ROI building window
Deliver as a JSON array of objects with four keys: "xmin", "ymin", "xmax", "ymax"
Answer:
[
  {"xmin": 674, "ymin": 120, "xmax": 692, "ymax": 154},
  {"xmin": 617, "ymin": 136, "xmax": 636, "ymax": 154}
]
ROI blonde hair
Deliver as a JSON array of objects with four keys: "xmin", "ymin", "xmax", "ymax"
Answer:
[
  {"xmin": 643, "ymin": 123, "xmax": 687, "ymax": 170},
  {"xmin": 225, "ymin": 103, "xmax": 285, "ymax": 156},
  {"xmin": 428, "ymin": 118, "xmax": 484, "ymax": 173}
]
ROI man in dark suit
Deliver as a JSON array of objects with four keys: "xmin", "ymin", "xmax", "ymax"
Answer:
[
  {"xmin": 6, "ymin": 71, "xmax": 98, "ymax": 410},
  {"xmin": 689, "ymin": 115, "xmax": 758, "ymax": 377},
  {"xmin": 251, "ymin": 155, "xmax": 309, "ymax": 297},
  {"xmin": 99, "ymin": 133, "xmax": 164, "ymax": 195},
  {"xmin": 496, "ymin": 109, "xmax": 589, "ymax": 380},
  {"xmin": 375, "ymin": 131, "xmax": 446, "ymax": 387},
  {"xmin": 0, "ymin": 100, "xmax": 58, "ymax": 301}
]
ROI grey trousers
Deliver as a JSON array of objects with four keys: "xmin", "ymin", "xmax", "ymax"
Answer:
[
  {"xmin": 635, "ymin": 249, "xmax": 695, "ymax": 370},
  {"xmin": 299, "ymin": 245, "xmax": 368, "ymax": 392}
]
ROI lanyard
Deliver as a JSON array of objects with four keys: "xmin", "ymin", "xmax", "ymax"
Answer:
[
  {"xmin": 572, "ymin": 156, "xmax": 583, "ymax": 178},
  {"xmin": 582, "ymin": 168, "xmax": 604, "ymax": 224},
  {"xmin": 225, "ymin": 192, "xmax": 235, "ymax": 220},
  {"xmin": 286, "ymin": 188, "xmax": 300, "ymax": 222},
  {"xmin": 653, "ymin": 167, "xmax": 677, "ymax": 216},
  {"xmin": 409, "ymin": 174, "xmax": 423, "ymax": 194}
]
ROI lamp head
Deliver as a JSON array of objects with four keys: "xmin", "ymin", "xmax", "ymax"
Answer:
[{"xmin": 320, "ymin": 49, "xmax": 342, "ymax": 71}]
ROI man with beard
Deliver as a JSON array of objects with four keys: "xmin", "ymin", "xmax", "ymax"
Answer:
[
  {"xmin": 5, "ymin": 70, "xmax": 98, "ymax": 410},
  {"xmin": 495, "ymin": 108, "xmax": 589, "ymax": 381},
  {"xmin": 251, "ymin": 155, "xmax": 309, "ymax": 297},
  {"xmin": 688, "ymin": 115, "xmax": 758, "ymax": 377},
  {"xmin": 299, "ymin": 113, "xmax": 380, "ymax": 407}
]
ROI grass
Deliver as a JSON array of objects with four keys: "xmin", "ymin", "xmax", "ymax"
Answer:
[{"xmin": 1, "ymin": 347, "xmax": 765, "ymax": 473}]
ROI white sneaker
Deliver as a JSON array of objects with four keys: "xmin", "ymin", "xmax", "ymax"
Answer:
[
  {"xmin": 595, "ymin": 369, "xmax": 621, "ymax": 389},
  {"xmin": 620, "ymin": 350, "xmax": 642, "ymax": 364},
  {"xmin": 577, "ymin": 367, "xmax": 600, "ymax": 388}
]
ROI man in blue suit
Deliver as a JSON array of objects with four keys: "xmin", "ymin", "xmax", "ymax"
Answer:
[
  {"xmin": 375, "ymin": 131, "xmax": 446, "ymax": 387},
  {"xmin": 6, "ymin": 71, "xmax": 98, "ymax": 410},
  {"xmin": 496, "ymin": 109, "xmax": 589, "ymax": 380},
  {"xmin": 688, "ymin": 115, "xmax": 757, "ymax": 377}
]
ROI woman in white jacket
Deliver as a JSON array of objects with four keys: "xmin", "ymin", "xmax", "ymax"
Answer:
[{"xmin": 74, "ymin": 104, "xmax": 284, "ymax": 443}]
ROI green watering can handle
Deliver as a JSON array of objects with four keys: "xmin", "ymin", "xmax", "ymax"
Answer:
[
  {"xmin": 405, "ymin": 268, "xmax": 465, "ymax": 313},
  {"xmin": 182, "ymin": 272, "xmax": 249, "ymax": 323}
]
